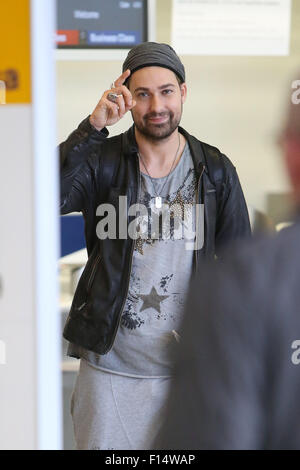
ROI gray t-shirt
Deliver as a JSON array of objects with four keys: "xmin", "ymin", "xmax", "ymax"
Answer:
[{"xmin": 67, "ymin": 141, "xmax": 197, "ymax": 377}]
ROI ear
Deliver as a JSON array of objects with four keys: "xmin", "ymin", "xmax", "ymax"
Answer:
[
  {"xmin": 180, "ymin": 83, "xmax": 187, "ymax": 104},
  {"xmin": 284, "ymin": 139, "xmax": 300, "ymax": 195}
]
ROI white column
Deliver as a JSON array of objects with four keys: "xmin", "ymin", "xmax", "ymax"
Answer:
[
  {"xmin": 0, "ymin": 0, "xmax": 62, "ymax": 450},
  {"xmin": 31, "ymin": 0, "xmax": 62, "ymax": 450}
]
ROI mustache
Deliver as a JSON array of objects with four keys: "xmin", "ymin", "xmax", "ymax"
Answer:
[{"xmin": 144, "ymin": 112, "xmax": 173, "ymax": 120}]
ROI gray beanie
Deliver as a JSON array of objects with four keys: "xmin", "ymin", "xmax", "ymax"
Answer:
[{"xmin": 122, "ymin": 42, "xmax": 185, "ymax": 84}]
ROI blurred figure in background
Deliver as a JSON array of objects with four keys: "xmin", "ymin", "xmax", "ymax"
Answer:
[{"xmin": 153, "ymin": 76, "xmax": 300, "ymax": 450}]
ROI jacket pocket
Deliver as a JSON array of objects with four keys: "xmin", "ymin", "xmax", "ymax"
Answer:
[
  {"xmin": 86, "ymin": 250, "xmax": 102, "ymax": 294},
  {"xmin": 75, "ymin": 249, "xmax": 102, "ymax": 313}
]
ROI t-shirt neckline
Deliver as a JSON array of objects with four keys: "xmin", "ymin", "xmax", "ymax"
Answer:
[{"xmin": 140, "ymin": 141, "xmax": 188, "ymax": 181}]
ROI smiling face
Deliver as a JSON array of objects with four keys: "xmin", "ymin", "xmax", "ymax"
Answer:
[{"xmin": 128, "ymin": 66, "xmax": 187, "ymax": 141}]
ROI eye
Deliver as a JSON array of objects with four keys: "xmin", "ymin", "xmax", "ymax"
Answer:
[
  {"xmin": 138, "ymin": 92, "xmax": 149, "ymax": 98},
  {"xmin": 162, "ymin": 89, "xmax": 173, "ymax": 95}
]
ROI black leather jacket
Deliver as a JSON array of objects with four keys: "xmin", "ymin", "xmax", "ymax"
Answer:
[{"xmin": 60, "ymin": 116, "xmax": 251, "ymax": 355}]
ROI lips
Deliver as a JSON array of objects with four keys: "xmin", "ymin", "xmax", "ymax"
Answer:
[{"xmin": 147, "ymin": 115, "xmax": 169, "ymax": 124}]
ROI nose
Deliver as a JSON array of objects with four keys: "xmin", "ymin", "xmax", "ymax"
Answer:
[{"xmin": 149, "ymin": 93, "xmax": 165, "ymax": 114}]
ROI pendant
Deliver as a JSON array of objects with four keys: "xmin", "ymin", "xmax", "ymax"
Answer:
[{"xmin": 155, "ymin": 196, "xmax": 162, "ymax": 209}]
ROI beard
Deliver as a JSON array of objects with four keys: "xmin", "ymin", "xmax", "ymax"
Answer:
[{"xmin": 132, "ymin": 106, "xmax": 182, "ymax": 141}]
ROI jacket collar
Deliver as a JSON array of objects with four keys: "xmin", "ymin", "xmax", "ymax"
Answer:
[{"xmin": 122, "ymin": 124, "xmax": 207, "ymax": 176}]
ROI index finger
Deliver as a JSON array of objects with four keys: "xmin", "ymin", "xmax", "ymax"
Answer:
[{"xmin": 114, "ymin": 69, "xmax": 131, "ymax": 88}]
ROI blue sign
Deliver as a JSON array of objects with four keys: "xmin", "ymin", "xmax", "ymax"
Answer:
[
  {"xmin": 60, "ymin": 215, "xmax": 85, "ymax": 257},
  {"xmin": 87, "ymin": 30, "xmax": 141, "ymax": 46}
]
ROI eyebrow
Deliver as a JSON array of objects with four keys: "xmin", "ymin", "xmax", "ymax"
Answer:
[{"xmin": 133, "ymin": 83, "xmax": 176, "ymax": 93}]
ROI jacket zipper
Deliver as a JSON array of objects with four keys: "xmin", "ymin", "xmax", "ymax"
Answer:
[
  {"xmin": 87, "ymin": 250, "xmax": 102, "ymax": 293},
  {"xmin": 195, "ymin": 164, "xmax": 205, "ymax": 271},
  {"xmin": 77, "ymin": 250, "xmax": 102, "ymax": 311},
  {"xmin": 103, "ymin": 153, "xmax": 141, "ymax": 353}
]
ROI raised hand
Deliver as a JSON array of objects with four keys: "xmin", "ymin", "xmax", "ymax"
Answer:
[{"xmin": 89, "ymin": 69, "xmax": 136, "ymax": 131}]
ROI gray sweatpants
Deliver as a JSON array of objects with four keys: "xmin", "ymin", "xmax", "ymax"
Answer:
[{"xmin": 70, "ymin": 358, "xmax": 172, "ymax": 450}]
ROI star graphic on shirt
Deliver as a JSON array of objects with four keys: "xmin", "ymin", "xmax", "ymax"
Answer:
[{"xmin": 139, "ymin": 286, "xmax": 169, "ymax": 314}]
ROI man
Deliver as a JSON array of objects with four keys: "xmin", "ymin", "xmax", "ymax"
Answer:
[
  {"xmin": 153, "ymin": 77, "xmax": 300, "ymax": 450},
  {"xmin": 60, "ymin": 42, "xmax": 250, "ymax": 450}
]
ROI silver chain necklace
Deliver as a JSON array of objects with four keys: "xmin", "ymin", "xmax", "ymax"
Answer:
[{"xmin": 138, "ymin": 133, "xmax": 181, "ymax": 209}]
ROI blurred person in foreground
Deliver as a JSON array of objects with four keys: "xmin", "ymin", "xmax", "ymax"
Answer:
[{"xmin": 153, "ymin": 78, "xmax": 300, "ymax": 450}]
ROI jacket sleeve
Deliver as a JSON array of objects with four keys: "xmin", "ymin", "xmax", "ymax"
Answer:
[
  {"xmin": 215, "ymin": 155, "xmax": 251, "ymax": 256},
  {"xmin": 59, "ymin": 116, "xmax": 109, "ymax": 214}
]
